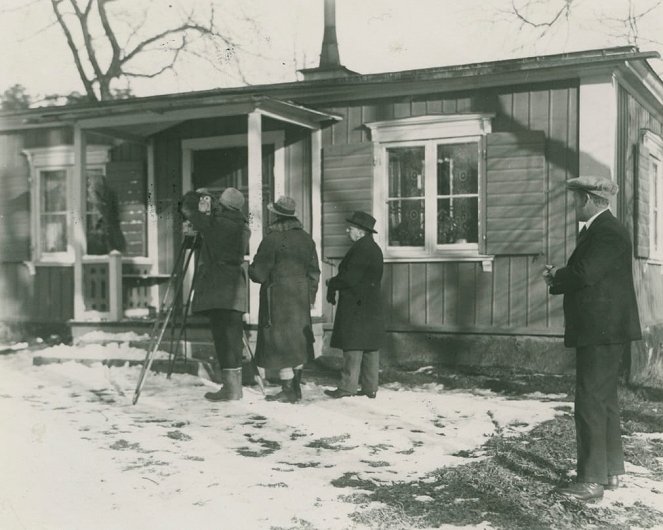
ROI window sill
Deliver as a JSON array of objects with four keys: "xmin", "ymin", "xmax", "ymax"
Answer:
[{"xmin": 384, "ymin": 254, "xmax": 494, "ymax": 265}]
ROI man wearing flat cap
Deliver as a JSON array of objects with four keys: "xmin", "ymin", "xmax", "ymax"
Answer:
[
  {"xmin": 543, "ymin": 175, "xmax": 641, "ymax": 501},
  {"xmin": 325, "ymin": 211, "xmax": 385, "ymax": 399}
]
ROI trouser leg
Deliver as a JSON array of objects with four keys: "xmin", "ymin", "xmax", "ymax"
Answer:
[
  {"xmin": 208, "ymin": 309, "xmax": 243, "ymax": 369},
  {"xmin": 359, "ymin": 350, "xmax": 379, "ymax": 394},
  {"xmin": 339, "ymin": 350, "xmax": 362, "ymax": 394},
  {"xmin": 575, "ymin": 343, "xmax": 623, "ymax": 484}
]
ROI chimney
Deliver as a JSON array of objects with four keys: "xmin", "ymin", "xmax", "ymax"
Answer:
[{"xmin": 299, "ymin": 0, "xmax": 359, "ymax": 81}]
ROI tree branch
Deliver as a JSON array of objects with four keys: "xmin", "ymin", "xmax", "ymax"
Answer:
[
  {"xmin": 97, "ymin": 0, "xmax": 123, "ymax": 79},
  {"xmin": 68, "ymin": 0, "xmax": 104, "ymax": 84},
  {"xmin": 50, "ymin": 0, "xmax": 97, "ymax": 100}
]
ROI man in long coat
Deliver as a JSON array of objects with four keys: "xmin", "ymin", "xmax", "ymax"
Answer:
[
  {"xmin": 249, "ymin": 196, "xmax": 320, "ymax": 403},
  {"xmin": 544, "ymin": 176, "xmax": 641, "ymax": 501},
  {"xmin": 180, "ymin": 187, "xmax": 250, "ymax": 402},
  {"xmin": 325, "ymin": 211, "xmax": 385, "ymax": 399}
]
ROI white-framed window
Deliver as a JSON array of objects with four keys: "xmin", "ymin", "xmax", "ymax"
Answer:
[
  {"xmin": 367, "ymin": 114, "xmax": 493, "ymax": 260},
  {"xmin": 23, "ymin": 145, "xmax": 112, "ymax": 263},
  {"xmin": 644, "ymin": 131, "xmax": 663, "ymax": 260}
]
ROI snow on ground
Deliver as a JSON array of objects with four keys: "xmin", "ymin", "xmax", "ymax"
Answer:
[{"xmin": 0, "ymin": 340, "xmax": 660, "ymax": 530}]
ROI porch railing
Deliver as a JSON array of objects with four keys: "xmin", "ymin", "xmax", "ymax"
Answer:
[{"xmin": 82, "ymin": 251, "xmax": 164, "ymax": 320}]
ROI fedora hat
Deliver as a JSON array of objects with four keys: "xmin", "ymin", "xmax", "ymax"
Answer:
[
  {"xmin": 346, "ymin": 211, "xmax": 377, "ymax": 233},
  {"xmin": 267, "ymin": 196, "xmax": 297, "ymax": 217}
]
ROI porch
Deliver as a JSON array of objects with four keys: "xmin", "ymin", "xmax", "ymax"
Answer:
[{"xmin": 53, "ymin": 95, "xmax": 339, "ymax": 336}]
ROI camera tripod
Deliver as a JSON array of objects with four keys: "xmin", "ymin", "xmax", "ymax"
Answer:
[{"xmin": 132, "ymin": 233, "xmax": 264, "ymax": 405}]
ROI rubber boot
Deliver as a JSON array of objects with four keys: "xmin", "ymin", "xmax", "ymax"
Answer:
[
  {"xmin": 293, "ymin": 368, "xmax": 303, "ymax": 401},
  {"xmin": 265, "ymin": 378, "xmax": 298, "ymax": 403},
  {"xmin": 204, "ymin": 368, "xmax": 243, "ymax": 401}
]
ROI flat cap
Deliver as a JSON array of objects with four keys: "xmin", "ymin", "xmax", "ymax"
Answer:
[{"xmin": 566, "ymin": 176, "xmax": 618, "ymax": 199}]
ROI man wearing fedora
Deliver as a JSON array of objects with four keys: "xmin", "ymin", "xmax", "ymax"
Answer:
[
  {"xmin": 249, "ymin": 196, "xmax": 320, "ymax": 403},
  {"xmin": 180, "ymin": 187, "xmax": 250, "ymax": 402},
  {"xmin": 543, "ymin": 175, "xmax": 641, "ymax": 501},
  {"xmin": 325, "ymin": 211, "xmax": 385, "ymax": 399}
]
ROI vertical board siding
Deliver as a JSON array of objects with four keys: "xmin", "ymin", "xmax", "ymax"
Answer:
[
  {"xmin": 319, "ymin": 82, "xmax": 578, "ymax": 333},
  {"xmin": 0, "ymin": 132, "xmax": 30, "ymax": 261},
  {"xmin": 617, "ymin": 86, "xmax": 663, "ymax": 326}
]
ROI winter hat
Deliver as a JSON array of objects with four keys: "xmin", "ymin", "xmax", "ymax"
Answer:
[
  {"xmin": 267, "ymin": 196, "xmax": 297, "ymax": 217},
  {"xmin": 219, "ymin": 187, "xmax": 245, "ymax": 211}
]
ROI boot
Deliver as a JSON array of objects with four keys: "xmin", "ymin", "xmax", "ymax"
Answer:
[
  {"xmin": 265, "ymin": 378, "xmax": 299, "ymax": 403},
  {"xmin": 293, "ymin": 368, "xmax": 303, "ymax": 400},
  {"xmin": 204, "ymin": 368, "xmax": 243, "ymax": 402}
]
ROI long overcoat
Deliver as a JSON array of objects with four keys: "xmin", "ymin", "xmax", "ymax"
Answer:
[
  {"xmin": 550, "ymin": 210, "xmax": 641, "ymax": 347},
  {"xmin": 182, "ymin": 194, "xmax": 250, "ymax": 314},
  {"xmin": 329, "ymin": 234, "xmax": 385, "ymax": 351},
  {"xmin": 249, "ymin": 218, "xmax": 320, "ymax": 369}
]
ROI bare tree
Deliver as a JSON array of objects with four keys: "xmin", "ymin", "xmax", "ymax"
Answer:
[
  {"xmin": 9, "ymin": 0, "xmax": 254, "ymax": 101},
  {"xmin": 505, "ymin": 0, "xmax": 663, "ymax": 55}
]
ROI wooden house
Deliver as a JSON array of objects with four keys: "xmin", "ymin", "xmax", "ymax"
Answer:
[{"xmin": 2, "ymin": 8, "xmax": 663, "ymax": 386}]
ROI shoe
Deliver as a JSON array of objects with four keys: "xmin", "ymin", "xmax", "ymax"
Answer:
[
  {"xmin": 265, "ymin": 378, "xmax": 299, "ymax": 403},
  {"xmin": 606, "ymin": 475, "xmax": 620, "ymax": 490},
  {"xmin": 324, "ymin": 388, "xmax": 355, "ymax": 399},
  {"xmin": 557, "ymin": 482, "xmax": 604, "ymax": 501},
  {"xmin": 357, "ymin": 389, "xmax": 377, "ymax": 399}
]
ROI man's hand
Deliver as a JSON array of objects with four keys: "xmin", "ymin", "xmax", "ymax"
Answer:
[
  {"xmin": 542, "ymin": 264, "xmax": 556, "ymax": 287},
  {"xmin": 326, "ymin": 287, "xmax": 336, "ymax": 305}
]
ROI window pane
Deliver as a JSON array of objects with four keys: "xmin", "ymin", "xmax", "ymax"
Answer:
[
  {"xmin": 388, "ymin": 147, "xmax": 425, "ymax": 198},
  {"xmin": 41, "ymin": 170, "xmax": 67, "ymax": 212},
  {"xmin": 41, "ymin": 213, "xmax": 67, "ymax": 252},
  {"xmin": 437, "ymin": 143, "xmax": 478, "ymax": 196},
  {"xmin": 437, "ymin": 197, "xmax": 478, "ymax": 244},
  {"xmin": 388, "ymin": 199, "xmax": 425, "ymax": 247}
]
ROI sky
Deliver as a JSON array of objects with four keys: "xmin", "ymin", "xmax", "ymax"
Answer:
[
  {"xmin": 1, "ymin": 335, "xmax": 661, "ymax": 529},
  {"xmin": 1, "ymin": 0, "xmax": 663, "ymax": 101}
]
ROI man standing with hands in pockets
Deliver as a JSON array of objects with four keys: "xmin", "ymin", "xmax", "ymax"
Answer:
[{"xmin": 543, "ymin": 176, "xmax": 641, "ymax": 501}]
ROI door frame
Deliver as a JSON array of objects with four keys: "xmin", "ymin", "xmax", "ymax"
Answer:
[{"xmin": 181, "ymin": 132, "xmax": 285, "ymax": 324}]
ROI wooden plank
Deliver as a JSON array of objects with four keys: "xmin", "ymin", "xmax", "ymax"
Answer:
[
  {"xmin": 330, "ymin": 107, "xmax": 349, "ymax": 145},
  {"xmin": 443, "ymin": 262, "xmax": 458, "ymax": 325},
  {"xmin": 475, "ymin": 262, "xmax": 493, "ymax": 326},
  {"xmin": 426, "ymin": 100, "xmax": 442, "ymax": 114},
  {"xmin": 442, "ymin": 99, "xmax": 457, "ymax": 114},
  {"xmin": 381, "ymin": 263, "xmax": 394, "ymax": 326},
  {"xmin": 529, "ymin": 90, "xmax": 549, "ymax": 131},
  {"xmin": 409, "ymin": 263, "xmax": 427, "ymax": 325},
  {"xmin": 394, "ymin": 101, "xmax": 411, "ymax": 119},
  {"xmin": 348, "ymin": 106, "xmax": 364, "ymax": 145},
  {"xmin": 457, "ymin": 262, "xmax": 476, "ymax": 327},
  {"xmin": 361, "ymin": 106, "xmax": 376, "ymax": 143},
  {"xmin": 527, "ymin": 257, "xmax": 547, "ymax": 329},
  {"xmin": 512, "ymin": 91, "xmax": 530, "ymax": 128},
  {"xmin": 426, "ymin": 263, "xmax": 444, "ymax": 326},
  {"xmin": 492, "ymin": 258, "xmax": 509, "ymax": 327},
  {"xmin": 391, "ymin": 263, "xmax": 410, "ymax": 324},
  {"xmin": 411, "ymin": 100, "xmax": 427, "ymax": 117}
]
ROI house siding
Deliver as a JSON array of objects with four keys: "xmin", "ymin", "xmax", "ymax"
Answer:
[
  {"xmin": 617, "ymin": 84, "xmax": 663, "ymax": 386},
  {"xmin": 0, "ymin": 128, "xmax": 140, "ymax": 326},
  {"xmin": 317, "ymin": 81, "xmax": 578, "ymax": 337}
]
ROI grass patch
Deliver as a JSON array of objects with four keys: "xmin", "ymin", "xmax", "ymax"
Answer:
[{"xmin": 332, "ymin": 369, "xmax": 663, "ymax": 529}]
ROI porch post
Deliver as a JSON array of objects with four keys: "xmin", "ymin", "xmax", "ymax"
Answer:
[
  {"xmin": 72, "ymin": 125, "xmax": 87, "ymax": 319},
  {"xmin": 146, "ymin": 139, "xmax": 160, "ymax": 308},
  {"xmin": 108, "ymin": 250, "xmax": 123, "ymax": 320},
  {"xmin": 247, "ymin": 111, "xmax": 263, "ymax": 323},
  {"xmin": 310, "ymin": 128, "xmax": 322, "ymax": 316}
]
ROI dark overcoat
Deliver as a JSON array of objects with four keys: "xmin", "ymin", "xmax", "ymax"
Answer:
[
  {"xmin": 329, "ymin": 234, "xmax": 385, "ymax": 351},
  {"xmin": 183, "ymin": 198, "xmax": 250, "ymax": 314},
  {"xmin": 550, "ymin": 210, "xmax": 641, "ymax": 347},
  {"xmin": 249, "ymin": 218, "xmax": 320, "ymax": 369}
]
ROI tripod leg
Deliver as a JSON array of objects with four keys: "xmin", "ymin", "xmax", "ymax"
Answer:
[
  {"xmin": 242, "ymin": 330, "xmax": 265, "ymax": 395},
  {"xmin": 133, "ymin": 234, "xmax": 198, "ymax": 405},
  {"xmin": 167, "ymin": 246, "xmax": 200, "ymax": 378}
]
